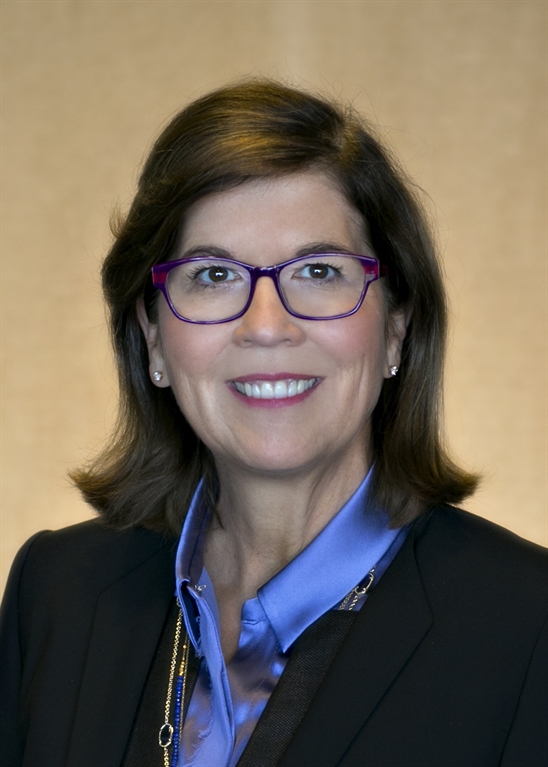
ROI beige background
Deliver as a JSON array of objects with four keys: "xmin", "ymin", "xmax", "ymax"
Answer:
[{"xmin": 1, "ymin": 0, "xmax": 546, "ymax": 593}]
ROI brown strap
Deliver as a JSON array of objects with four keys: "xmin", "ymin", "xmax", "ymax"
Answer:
[{"xmin": 236, "ymin": 610, "xmax": 358, "ymax": 767}]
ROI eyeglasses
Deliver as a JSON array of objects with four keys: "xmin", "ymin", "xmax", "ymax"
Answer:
[{"xmin": 151, "ymin": 252, "xmax": 386, "ymax": 324}]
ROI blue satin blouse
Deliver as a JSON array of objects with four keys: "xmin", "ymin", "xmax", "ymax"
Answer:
[{"xmin": 175, "ymin": 471, "xmax": 407, "ymax": 766}]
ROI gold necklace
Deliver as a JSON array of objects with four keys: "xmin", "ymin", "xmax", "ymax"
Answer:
[{"xmin": 159, "ymin": 604, "xmax": 190, "ymax": 767}]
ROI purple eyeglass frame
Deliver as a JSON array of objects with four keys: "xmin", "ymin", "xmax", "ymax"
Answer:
[{"xmin": 151, "ymin": 253, "xmax": 387, "ymax": 324}]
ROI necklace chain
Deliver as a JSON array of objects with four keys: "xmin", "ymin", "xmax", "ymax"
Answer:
[
  {"xmin": 159, "ymin": 602, "xmax": 190, "ymax": 767},
  {"xmin": 338, "ymin": 567, "xmax": 375, "ymax": 611}
]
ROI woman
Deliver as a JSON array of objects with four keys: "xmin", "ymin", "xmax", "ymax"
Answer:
[{"xmin": 1, "ymin": 80, "xmax": 546, "ymax": 767}]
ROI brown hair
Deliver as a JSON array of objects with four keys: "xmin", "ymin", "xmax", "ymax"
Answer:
[{"xmin": 71, "ymin": 79, "xmax": 479, "ymax": 533}]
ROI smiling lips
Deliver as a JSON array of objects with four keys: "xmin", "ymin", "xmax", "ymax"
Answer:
[{"xmin": 232, "ymin": 377, "xmax": 319, "ymax": 400}]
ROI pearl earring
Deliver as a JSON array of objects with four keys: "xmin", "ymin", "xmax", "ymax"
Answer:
[
  {"xmin": 152, "ymin": 371, "xmax": 163, "ymax": 382},
  {"xmin": 389, "ymin": 366, "xmax": 399, "ymax": 377}
]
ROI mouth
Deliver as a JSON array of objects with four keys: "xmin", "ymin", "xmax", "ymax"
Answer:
[{"xmin": 230, "ymin": 377, "xmax": 320, "ymax": 400}]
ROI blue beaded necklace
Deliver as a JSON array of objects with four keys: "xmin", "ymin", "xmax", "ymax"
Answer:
[{"xmin": 159, "ymin": 603, "xmax": 190, "ymax": 767}]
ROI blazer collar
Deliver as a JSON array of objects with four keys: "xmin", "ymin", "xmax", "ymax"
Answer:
[
  {"xmin": 279, "ymin": 518, "xmax": 433, "ymax": 767},
  {"xmin": 65, "ymin": 531, "xmax": 177, "ymax": 767}
]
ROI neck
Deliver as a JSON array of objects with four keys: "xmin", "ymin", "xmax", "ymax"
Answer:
[
  {"xmin": 202, "ymin": 443, "xmax": 370, "ymax": 661},
  {"xmin": 204, "ymin": 447, "xmax": 370, "ymax": 599}
]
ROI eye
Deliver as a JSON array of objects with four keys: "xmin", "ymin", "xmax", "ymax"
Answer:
[
  {"xmin": 189, "ymin": 264, "xmax": 241, "ymax": 285},
  {"xmin": 296, "ymin": 262, "xmax": 341, "ymax": 280},
  {"xmin": 204, "ymin": 266, "xmax": 231, "ymax": 283}
]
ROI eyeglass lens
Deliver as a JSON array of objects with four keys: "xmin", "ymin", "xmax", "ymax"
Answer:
[{"xmin": 165, "ymin": 255, "xmax": 369, "ymax": 322}]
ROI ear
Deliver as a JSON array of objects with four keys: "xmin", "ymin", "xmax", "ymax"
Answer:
[
  {"xmin": 384, "ymin": 309, "xmax": 409, "ymax": 379},
  {"xmin": 136, "ymin": 298, "xmax": 171, "ymax": 388}
]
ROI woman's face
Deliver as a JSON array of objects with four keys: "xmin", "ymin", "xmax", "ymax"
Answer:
[{"xmin": 139, "ymin": 171, "xmax": 406, "ymax": 479}]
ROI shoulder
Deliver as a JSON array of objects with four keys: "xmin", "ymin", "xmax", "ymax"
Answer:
[
  {"xmin": 415, "ymin": 505, "xmax": 547, "ymax": 571},
  {"xmin": 4, "ymin": 519, "xmax": 179, "ymax": 612},
  {"xmin": 412, "ymin": 505, "xmax": 547, "ymax": 622}
]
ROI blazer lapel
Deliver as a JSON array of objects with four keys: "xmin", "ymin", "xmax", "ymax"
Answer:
[
  {"xmin": 237, "ymin": 610, "xmax": 358, "ymax": 767},
  {"xmin": 65, "ymin": 537, "xmax": 177, "ymax": 767},
  {"xmin": 279, "ymin": 523, "xmax": 433, "ymax": 767}
]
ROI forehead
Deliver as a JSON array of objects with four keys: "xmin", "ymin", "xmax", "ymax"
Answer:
[{"xmin": 177, "ymin": 170, "xmax": 369, "ymax": 261}]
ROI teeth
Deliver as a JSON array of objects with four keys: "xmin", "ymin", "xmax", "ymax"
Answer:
[
  {"xmin": 262, "ymin": 382, "xmax": 274, "ymax": 399},
  {"xmin": 233, "ymin": 378, "xmax": 317, "ymax": 399},
  {"xmin": 274, "ymin": 381, "xmax": 287, "ymax": 399}
]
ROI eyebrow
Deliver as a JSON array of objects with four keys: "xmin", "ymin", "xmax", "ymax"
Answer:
[
  {"xmin": 293, "ymin": 242, "xmax": 359, "ymax": 257},
  {"xmin": 179, "ymin": 245, "xmax": 232, "ymax": 260},
  {"xmin": 178, "ymin": 241, "xmax": 363, "ymax": 261}
]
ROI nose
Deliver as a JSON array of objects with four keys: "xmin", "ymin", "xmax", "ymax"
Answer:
[{"xmin": 232, "ymin": 276, "xmax": 305, "ymax": 347}]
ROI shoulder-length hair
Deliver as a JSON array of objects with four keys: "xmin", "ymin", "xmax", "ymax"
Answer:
[{"xmin": 71, "ymin": 79, "xmax": 478, "ymax": 533}]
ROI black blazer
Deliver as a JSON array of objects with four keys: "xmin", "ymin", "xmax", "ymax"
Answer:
[{"xmin": 1, "ymin": 506, "xmax": 547, "ymax": 767}]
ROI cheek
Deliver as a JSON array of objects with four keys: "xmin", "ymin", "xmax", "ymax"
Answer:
[
  {"xmin": 160, "ymin": 327, "xmax": 225, "ymax": 438},
  {"xmin": 160, "ymin": 316, "xmax": 229, "ymax": 387},
  {"xmin": 318, "ymin": 308, "xmax": 387, "ymax": 373}
]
